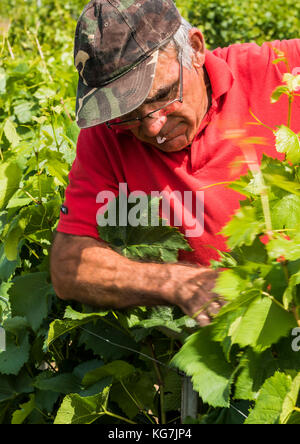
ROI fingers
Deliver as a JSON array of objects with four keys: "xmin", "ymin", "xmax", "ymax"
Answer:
[
  {"xmin": 172, "ymin": 265, "xmax": 225, "ymax": 327},
  {"xmin": 207, "ymin": 301, "xmax": 222, "ymax": 316},
  {"xmin": 195, "ymin": 311, "xmax": 211, "ymax": 327},
  {"xmin": 192, "ymin": 299, "xmax": 225, "ymax": 327}
]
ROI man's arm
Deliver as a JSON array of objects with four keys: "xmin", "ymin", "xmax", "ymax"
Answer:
[{"xmin": 50, "ymin": 232, "xmax": 221, "ymax": 326}]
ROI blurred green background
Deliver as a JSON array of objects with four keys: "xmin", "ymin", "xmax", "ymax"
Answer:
[
  {"xmin": 176, "ymin": 0, "xmax": 300, "ymax": 48},
  {"xmin": 1, "ymin": 0, "xmax": 299, "ymax": 56}
]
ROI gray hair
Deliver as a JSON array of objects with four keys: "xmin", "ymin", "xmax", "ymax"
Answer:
[{"xmin": 160, "ymin": 17, "xmax": 194, "ymax": 69}]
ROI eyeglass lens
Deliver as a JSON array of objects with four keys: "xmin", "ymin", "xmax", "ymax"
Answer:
[{"xmin": 112, "ymin": 101, "xmax": 181, "ymax": 129}]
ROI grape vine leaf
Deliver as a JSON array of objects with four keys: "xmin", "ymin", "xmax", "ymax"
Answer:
[
  {"xmin": 0, "ymin": 243, "xmax": 21, "ymax": 281},
  {"xmin": 46, "ymin": 307, "xmax": 109, "ymax": 348},
  {"xmin": 13, "ymin": 101, "xmax": 34, "ymax": 124},
  {"xmin": 110, "ymin": 373, "xmax": 157, "ymax": 420},
  {"xmin": 133, "ymin": 306, "xmax": 197, "ymax": 338},
  {"xmin": 213, "ymin": 269, "xmax": 249, "ymax": 301},
  {"xmin": 97, "ymin": 195, "xmax": 192, "ymax": 263},
  {"xmin": 266, "ymin": 235, "xmax": 300, "ymax": 261},
  {"xmin": 226, "ymin": 295, "xmax": 296, "ymax": 351},
  {"xmin": 283, "ymin": 271, "xmax": 300, "ymax": 309},
  {"xmin": 0, "ymin": 161, "xmax": 22, "ymax": 211},
  {"xmin": 0, "ymin": 370, "xmax": 33, "ymax": 403},
  {"xmin": 82, "ymin": 361, "xmax": 136, "ymax": 387},
  {"xmin": 11, "ymin": 394, "xmax": 35, "ymax": 425},
  {"xmin": 271, "ymin": 85, "xmax": 290, "ymax": 103},
  {"xmin": 171, "ymin": 326, "xmax": 234, "ymax": 408},
  {"xmin": 78, "ymin": 320, "xmax": 138, "ymax": 361},
  {"xmin": 9, "ymin": 272, "xmax": 54, "ymax": 332},
  {"xmin": 3, "ymin": 316, "xmax": 29, "ymax": 334},
  {"xmin": 65, "ymin": 121, "xmax": 80, "ymax": 145},
  {"xmin": 245, "ymin": 372, "xmax": 300, "ymax": 424},
  {"xmin": 272, "ymin": 194, "xmax": 300, "ymax": 229},
  {"xmin": 33, "ymin": 372, "xmax": 82, "ymax": 395},
  {"xmin": 54, "ymin": 388, "xmax": 110, "ymax": 424},
  {"xmin": 275, "ymin": 126, "xmax": 300, "ymax": 164},
  {"xmin": 234, "ymin": 349, "xmax": 276, "ymax": 401},
  {"xmin": 221, "ymin": 205, "xmax": 264, "ymax": 249},
  {"xmin": 235, "ymin": 338, "xmax": 300, "ymax": 402},
  {"xmin": 264, "ymin": 174, "xmax": 300, "ymax": 196},
  {"xmin": 0, "ymin": 331, "xmax": 30, "ymax": 375},
  {"xmin": 73, "ymin": 360, "xmax": 105, "ymax": 381},
  {"xmin": 4, "ymin": 210, "xmax": 29, "ymax": 261},
  {"xmin": 3, "ymin": 119, "xmax": 20, "ymax": 148}
]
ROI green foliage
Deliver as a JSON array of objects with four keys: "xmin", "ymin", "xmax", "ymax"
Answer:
[
  {"xmin": 176, "ymin": 0, "xmax": 300, "ymax": 48},
  {"xmin": 171, "ymin": 327, "xmax": 235, "ymax": 408},
  {"xmin": 0, "ymin": 0, "xmax": 299, "ymax": 425},
  {"xmin": 245, "ymin": 372, "xmax": 300, "ymax": 424}
]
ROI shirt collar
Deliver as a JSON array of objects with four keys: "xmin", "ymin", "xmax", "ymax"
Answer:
[{"xmin": 204, "ymin": 49, "xmax": 234, "ymax": 101}]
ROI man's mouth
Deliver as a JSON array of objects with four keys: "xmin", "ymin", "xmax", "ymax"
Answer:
[
  {"xmin": 156, "ymin": 136, "xmax": 167, "ymax": 144},
  {"xmin": 155, "ymin": 128, "xmax": 185, "ymax": 145},
  {"xmin": 155, "ymin": 123, "xmax": 185, "ymax": 145}
]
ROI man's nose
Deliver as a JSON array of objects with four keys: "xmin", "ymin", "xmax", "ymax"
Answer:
[{"xmin": 141, "ymin": 114, "xmax": 168, "ymax": 137}]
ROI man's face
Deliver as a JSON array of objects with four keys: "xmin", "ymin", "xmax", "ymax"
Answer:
[{"xmin": 129, "ymin": 41, "xmax": 209, "ymax": 153}]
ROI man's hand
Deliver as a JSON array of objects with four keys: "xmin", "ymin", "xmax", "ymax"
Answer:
[
  {"xmin": 51, "ymin": 232, "xmax": 224, "ymax": 326},
  {"xmin": 167, "ymin": 266, "xmax": 224, "ymax": 326}
]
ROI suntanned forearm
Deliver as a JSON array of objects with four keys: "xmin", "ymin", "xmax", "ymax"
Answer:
[
  {"xmin": 50, "ymin": 232, "xmax": 222, "ymax": 325},
  {"xmin": 51, "ymin": 232, "xmax": 174, "ymax": 307}
]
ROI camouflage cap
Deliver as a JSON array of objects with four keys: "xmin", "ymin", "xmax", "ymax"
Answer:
[{"xmin": 74, "ymin": 0, "xmax": 182, "ymax": 128}]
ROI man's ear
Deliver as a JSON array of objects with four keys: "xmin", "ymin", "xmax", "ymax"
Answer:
[{"xmin": 189, "ymin": 28, "xmax": 206, "ymax": 68}]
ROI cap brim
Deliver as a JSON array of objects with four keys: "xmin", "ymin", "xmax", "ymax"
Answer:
[{"xmin": 75, "ymin": 51, "xmax": 159, "ymax": 129}]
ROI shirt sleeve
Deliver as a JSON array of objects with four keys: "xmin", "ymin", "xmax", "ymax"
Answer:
[
  {"xmin": 214, "ymin": 39, "xmax": 300, "ymax": 129},
  {"xmin": 246, "ymin": 39, "xmax": 300, "ymax": 83},
  {"xmin": 56, "ymin": 125, "xmax": 120, "ymax": 240},
  {"xmin": 216, "ymin": 38, "xmax": 300, "ymax": 77},
  {"xmin": 273, "ymin": 39, "xmax": 300, "ymax": 70}
]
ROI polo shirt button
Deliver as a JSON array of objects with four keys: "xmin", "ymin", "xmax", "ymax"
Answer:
[{"xmin": 60, "ymin": 205, "xmax": 68, "ymax": 215}]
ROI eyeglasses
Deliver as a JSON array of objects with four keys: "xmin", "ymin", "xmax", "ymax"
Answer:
[{"xmin": 106, "ymin": 51, "xmax": 183, "ymax": 130}]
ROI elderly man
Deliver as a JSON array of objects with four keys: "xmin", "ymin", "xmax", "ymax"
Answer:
[{"xmin": 51, "ymin": 0, "xmax": 300, "ymax": 325}]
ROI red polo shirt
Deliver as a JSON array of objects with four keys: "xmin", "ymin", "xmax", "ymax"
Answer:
[{"xmin": 57, "ymin": 40, "xmax": 300, "ymax": 265}]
